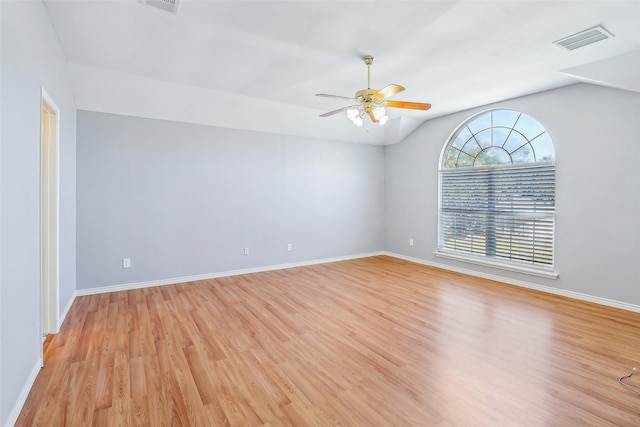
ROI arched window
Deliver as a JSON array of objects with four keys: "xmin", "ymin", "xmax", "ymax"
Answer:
[{"xmin": 437, "ymin": 109, "xmax": 556, "ymax": 277}]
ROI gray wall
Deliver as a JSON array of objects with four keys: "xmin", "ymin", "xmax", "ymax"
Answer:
[
  {"xmin": 385, "ymin": 83, "xmax": 640, "ymax": 305},
  {"xmin": 76, "ymin": 111, "xmax": 385, "ymax": 289},
  {"xmin": 0, "ymin": 1, "xmax": 77, "ymax": 425}
]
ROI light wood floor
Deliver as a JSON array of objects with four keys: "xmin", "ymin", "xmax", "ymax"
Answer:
[{"xmin": 17, "ymin": 256, "xmax": 640, "ymax": 426}]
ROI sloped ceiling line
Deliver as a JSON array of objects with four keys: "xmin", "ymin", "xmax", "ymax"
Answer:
[{"xmin": 44, "ymin": 0, "xmax": 640, "ymax": 145}]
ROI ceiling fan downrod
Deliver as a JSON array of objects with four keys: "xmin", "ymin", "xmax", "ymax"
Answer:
[{"xmin": 362, "ymin": 55, "xmax": 375, "ymax": 89}]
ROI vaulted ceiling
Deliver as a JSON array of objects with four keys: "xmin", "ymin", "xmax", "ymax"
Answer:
[{"xmin": 44, "ymin": 0, "xmax": 640, "ymax": 145}]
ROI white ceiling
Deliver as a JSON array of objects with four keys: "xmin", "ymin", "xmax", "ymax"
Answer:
[{"xmin": 43, "ymin": 0, "xmax": 640, "ymax": 145}]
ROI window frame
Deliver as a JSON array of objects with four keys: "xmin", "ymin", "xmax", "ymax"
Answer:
[{"xmin": 436, "ymin": 108, "xmax": 558, "ymax": 279}]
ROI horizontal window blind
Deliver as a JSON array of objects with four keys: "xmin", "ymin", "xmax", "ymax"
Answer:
[{"xmin": 439, "ymin": 163, "xmax": 555, "ymax": 266}]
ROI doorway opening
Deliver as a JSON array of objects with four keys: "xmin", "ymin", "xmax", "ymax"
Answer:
[{"xmin": 41, "ymin": 88, "xmax": 60, "ymax": 364}]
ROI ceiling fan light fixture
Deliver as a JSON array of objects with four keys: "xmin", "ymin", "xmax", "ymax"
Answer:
[
  {"xmin": 372, "ymin": 106, "xmax": 386, "ymax": 121},
  {"xmin": 347, "ymin": 106, "xmax": 360, "ymax": 121},
  {"xmin": 379, "ymin": 115, "xmax": 389, "ymax": 126},
  {"xmin": 353, "ymin": 116, "xmax": 364, "ymax": 127}
]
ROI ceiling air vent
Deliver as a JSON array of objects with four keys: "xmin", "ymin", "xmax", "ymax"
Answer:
[
  {"xmin": 553, "ymin": 25, "xmax": 613, "ymax": 51},
  {"xmin": 141, "ymin": 0, "xmax": 180, "ymax": 15}
]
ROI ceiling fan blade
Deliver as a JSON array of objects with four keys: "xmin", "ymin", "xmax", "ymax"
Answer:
[
  {"xmin": 373, "ymin": 84, "xmax": 405, "ymax": 100},
  {"xmin": 367, "ymin": 110, "xmax": 379, "ymax": 123},
  {"xmin": 319, "ymin": 106, "xmax": 353, "ymax": 117},
  {"xmin": 316, "ymin": 93, "xmax": 355, "ymax": 101},
  {"xmin": 386, "ymin": 100, "xmax": 432, "ymax": 111}
]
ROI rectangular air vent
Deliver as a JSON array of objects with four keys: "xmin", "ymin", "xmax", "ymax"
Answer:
[
  {"xmin": 553, "ymin": 25, "xmax": 613, "ymax": 51},
  {"xmin": 141, "ymin": 0, "xmax": 179, "ymax": 15}
]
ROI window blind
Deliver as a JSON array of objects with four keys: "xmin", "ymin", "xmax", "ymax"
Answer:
[{"xmin": 439, "ymin": 162, "xmax": 555, "ymax": 266}]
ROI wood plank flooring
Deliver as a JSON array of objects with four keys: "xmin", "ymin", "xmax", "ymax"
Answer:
[{"xmin": 16, "ymin": 256, "xmax": 640, "ymax": 426}]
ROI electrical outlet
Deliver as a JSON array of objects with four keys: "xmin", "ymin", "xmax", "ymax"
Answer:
[
  {"xmin": 123, "ymin": 258, "xmax": 131, "ymax": 268},
  {"xmin": 409, "ymin": 239, "xmax": 414, "ymax": 246},
  {"xmin": 244, "ymin": 247, "xmax": 249, "ymax": 256},
  {"xmin": 287, "ymin": 243, "xmax": 293, "ymax": 251}
]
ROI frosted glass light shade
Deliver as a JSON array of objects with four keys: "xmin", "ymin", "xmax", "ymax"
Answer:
[
  {"xmin": 347, "ymin": 107, "xmax": 360, "ymax": 121},
  {"xmin": 372, "ymin": 106, "xmax": 386, "ymax": 120}
]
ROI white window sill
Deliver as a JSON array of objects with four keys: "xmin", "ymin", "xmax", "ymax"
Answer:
[{"xmin": 434, "ymin": 251, "xmax": 559, "ymax": 279}]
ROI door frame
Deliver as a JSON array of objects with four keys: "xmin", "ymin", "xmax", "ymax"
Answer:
[{"xmin": 40, "ymin": 87, "xmax": 60, "ymax": 351}]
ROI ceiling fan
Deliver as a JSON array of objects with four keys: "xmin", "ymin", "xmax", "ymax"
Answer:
[{"xmin": 316, "ymin": 55, "xmax": 431, "ymax": 127}]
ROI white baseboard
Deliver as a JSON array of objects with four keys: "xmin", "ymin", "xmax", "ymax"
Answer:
[
  {"xmin": 57, "ymin": 290, "xmax": 77, "ymax": 332},
  {"xmin": 76, "ymin": 251, "xmax": 385, "ymax": 296},
  {"xmin": 4, "ymin": 359, "xmax": 42, "ymax": 427},
  {"xmin": 77, "ymin": 250, "xmax": 640, "ymax": 313},
  {"xmin": 384, "ymin": 251, "xmax": 640, "ymax": 314},
  {"xmin": 6, "ymin": 295, "xmax": 77, "ymax": 426}
]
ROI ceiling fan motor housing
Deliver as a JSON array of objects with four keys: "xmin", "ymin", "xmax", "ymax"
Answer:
[{"xmin": 355, "ymin": 88, "xmax": 383, "ymax": 112}]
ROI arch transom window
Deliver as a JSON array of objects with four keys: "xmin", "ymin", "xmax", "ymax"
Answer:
[
  {"xmin": 437, "ymin": 109, "xmax": 557, "ymax": 277},
  {"xmin": 443, "ymin": 109, "xmax": 555, "ymax": 168}
]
